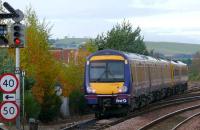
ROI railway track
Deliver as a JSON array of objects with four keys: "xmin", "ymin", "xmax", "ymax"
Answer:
[
  {"xmin": 61, "ymin": 94, "xmax": 200, "ymax": 130},
  {"xmin": 171, "ymin": 112, "xmax": 200, "ymax": 130},
  {"xmin": 138, "ymin": 104, "xmax": 200, "ymax": 130}
]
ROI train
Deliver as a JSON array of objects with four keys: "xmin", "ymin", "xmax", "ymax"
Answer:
[{"xmin": 83, "ymin": 49, "xmax": 188, "ymax": 118}]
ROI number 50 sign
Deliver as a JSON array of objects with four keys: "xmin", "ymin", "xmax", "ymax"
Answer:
[
  {"xmin": 0, "ymin": 73, "xmax": 19, "ymax": 93},
  {"xmin": 0, "ymin": 102, "xmax": 19, "ymax": 121}
]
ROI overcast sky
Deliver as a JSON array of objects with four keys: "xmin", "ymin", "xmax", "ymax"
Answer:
[{"xmin": 3, "ymin": 0, "xmax": 200, "ymax": 44}]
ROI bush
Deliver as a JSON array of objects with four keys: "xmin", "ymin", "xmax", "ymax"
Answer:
[
  {"xmin": 24, "ymin": 77, "xmax": 36, "ymax": 90},
  {"xmin": 69, "ymin": 89, "xmax": 88, "ymax": 115},
  {"xmin": 39, "ymin": 93, "xmax": 62, "ymax": 122},
  {"xmin": 24, "ymin": 91, "xmax": 41, "ymax": 120},
  {"xmin": 189, "ymin": 71, "xmax": 200, "ymax": 81}
]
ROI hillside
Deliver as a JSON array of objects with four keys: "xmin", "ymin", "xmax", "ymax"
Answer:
[
  {"xmin": 54, "ymin": 37, "xmax": 90, "ymax": 44},
  {"xmin": 145, "ymin": 41, "xmax": 200, "ymax": 56},
  {"xmin": 50, "ymin": 37, "xmax": 90, "ymax": 49},
  {"xmin": 51, "ymin": 37, "xmax": 200, "ymax": 56}
]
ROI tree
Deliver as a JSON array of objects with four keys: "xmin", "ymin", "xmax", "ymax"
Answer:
[
  {"xmin": 21, "ymin": 8, "xmax": 55, "ymax": 103},
  {"xmin": 20, "ymin": 8, "xmax": 62, "ymax": 121},
  {"xmin": 80, "ymin": 39, "xmax": 98, "ymax": 53},
  {"xmin": 94, "ymin": 20, "xmax": 148, "ymax": 55}
]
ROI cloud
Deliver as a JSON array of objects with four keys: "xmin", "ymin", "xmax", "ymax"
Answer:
[
  {"xmin": 4, "ymin": 0, "xmax": 200, "ymax": 43},
  {"xmin": 129, "ymin": 0, "xmax": 200, "ymax": 11}
]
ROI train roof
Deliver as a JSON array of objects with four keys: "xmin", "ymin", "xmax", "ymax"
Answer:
[
  {"xmin": 87, "ymin": 49, "xmax": 186, "ymax": 65},
  {"xmin": 87, "ymin": 49, "xmax": 127, "ymax": 60}
]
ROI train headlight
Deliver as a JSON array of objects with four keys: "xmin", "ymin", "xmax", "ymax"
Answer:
[
  {"xmin": 86, "ymin": 87, "xmax": 96, "ymax": 93},
  {"xmin": 118, "ymin": 86, "xmax": 128, "ymax": 93}
]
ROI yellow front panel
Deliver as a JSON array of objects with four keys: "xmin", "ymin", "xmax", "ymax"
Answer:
[
  {"xmin": 90, "ymin": 55, "xmax": 124, "ymax": 61},
  {"xmin": 90, "ymin": 82, "xmax": 124, "ymax": 94}
]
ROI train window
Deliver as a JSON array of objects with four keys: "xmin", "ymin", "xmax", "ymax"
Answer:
[
  {"xmin": 90, "ymin": 62, "xmax": 106, "ymax": 81},
  {"xmin": 107, "ymin": 62, "xmax": 124, "ymax": 79},
  {"xmin": 89, "ymin": 61, "xmax": 124, "ymax": 82}
]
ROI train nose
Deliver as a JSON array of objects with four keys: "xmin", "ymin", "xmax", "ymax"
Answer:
[{"xmin": 90, "ymin": 82, "xmax": 124, "ymax": 94}]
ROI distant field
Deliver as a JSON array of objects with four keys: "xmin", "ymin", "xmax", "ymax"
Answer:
[
  {"xmin": 145, "ymin": 41, "xmax": 200, "ymax": 56},
  {"xmin": 53, "ymin": 38, "xmax": 200, "ymax": 56}
]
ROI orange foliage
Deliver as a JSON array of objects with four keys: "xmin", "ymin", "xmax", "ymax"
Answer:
[
  {"xmin": 56, "ymin": 49, "xmax": 91, "ymax": 97},
  {"xmin": 21, "ymin": 9, "xmax": 95, "ymax": 102}
]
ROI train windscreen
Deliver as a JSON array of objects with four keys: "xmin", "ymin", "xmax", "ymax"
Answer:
[{"xmin": 89, "ymin": 61, "xmax": 124, "ymax": 82}]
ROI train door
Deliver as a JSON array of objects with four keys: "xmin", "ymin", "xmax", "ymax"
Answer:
[
  {"xmin": 144, "ymin": 62, "xmax": 151, "ymax": 94},
  {"xmin": 131, "ymin": 61, "xmax": 138, "ymax": 96}
]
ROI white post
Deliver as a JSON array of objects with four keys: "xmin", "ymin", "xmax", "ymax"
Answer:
[
  {"xmin": 22, "ymin": 70, "xmax": 25, "ymax": 130},
  {"xmin": 16, "ymin": 48, "xmax": 21, "ymax": 130},
  {"xmin": 60, "ymin": 96, "xmax": 70, "ymax": 117}
]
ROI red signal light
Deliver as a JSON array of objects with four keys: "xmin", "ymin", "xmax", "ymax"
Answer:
[{"xmin": 14, "ymin": 38, "xmax": 21, "ymax": 45}]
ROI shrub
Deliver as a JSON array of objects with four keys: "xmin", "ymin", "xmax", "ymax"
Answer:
[
  {"xmin": 69, "ymin": 89, "xmax": 88, "ymax": 115},
  {"xmin": 24, "ymin": 91, "xmax": 41, "ymax": 120},
  {"xmin": 39, "ymin": 93, "xmax": 62, "ymax": 122}
]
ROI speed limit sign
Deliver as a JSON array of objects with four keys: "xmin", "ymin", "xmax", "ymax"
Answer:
[
  {"xmin": 0, "ymin": 102, "xmax": 19, "ymax": 121},
  {"xmin": 0, "ymin": 73, "xmax": 19, "ymax": 93}
]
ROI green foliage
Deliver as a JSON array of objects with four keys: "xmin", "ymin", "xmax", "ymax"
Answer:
[
  {"xmin": 24, "ymin": 91, "xmax": 41, "ymax": 119},
  {"xmin": 0, "ymin": 49, "xmax": 15, "ymax": 102},
  {"xmin": 22, "ymin": 7, "xmax": 63, "ymax": 122},
  {"xmin": 69, "ymin": 89, "xmax": 88, "ymax": 115},
  {"xmin": 38, "ymin": 93, "xmax": 61, "ymax": 122},
  {"xmin": 81, "ymin": 39, "xmax": 98, "ymax": 53},
  {"xmin": 189, "ymin": 52, "xmax": 200, "ymax": 81},
  {"xmin": 189, "ymin": 71, "xmax": 200, "ymax": 81},
  {"xmin": 94, "ymin": 20, "xmax": 148, "ymax": 55},
  {"xmin": 0, "ymin": 49, "xmax": 15, "ymax": 74},
  {"xmin": 0, "ymin": 92, "xmax": 2, "ymax": 101},
  {"xmin": 24, "ymin": 77, "xmax": 36, "ymax": 90}
]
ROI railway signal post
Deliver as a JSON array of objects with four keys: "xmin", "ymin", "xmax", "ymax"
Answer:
[{"xmin": 0, "ymin": 2, "xmax": 25, "ymax": 130}]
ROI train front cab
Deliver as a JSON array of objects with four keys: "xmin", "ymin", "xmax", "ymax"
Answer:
[{"xmin": 84, "ymin": 50, "xmax": 132, "ymax": 117}]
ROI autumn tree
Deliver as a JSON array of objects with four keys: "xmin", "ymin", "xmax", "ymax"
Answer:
[
  {"xmin": 94, "ymin": 20, "xmax": 148, "ymax": 55},
  {"xmin": 20, "ymin": 8, "xmax": 62, "ymax": 121}
]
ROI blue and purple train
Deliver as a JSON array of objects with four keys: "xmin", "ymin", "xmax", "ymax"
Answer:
[{"xmin": 84, "ymin": 49, "xmax": 188, "ymax": 118}]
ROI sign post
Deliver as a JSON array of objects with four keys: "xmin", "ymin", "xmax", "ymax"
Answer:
[{"xmin": 15, "ymin": 48, "xmax": 20, "ymax": 129}]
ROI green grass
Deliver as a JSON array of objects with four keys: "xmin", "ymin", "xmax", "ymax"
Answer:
[{"xmin": 145, "ymin": 41, "xmax": 200, "ymax": 56}]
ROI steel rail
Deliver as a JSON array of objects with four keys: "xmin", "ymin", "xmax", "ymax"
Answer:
[
  {"xmin": 171, "ymin": 111, "xmax": 200, "ymax": 130},
  {"xmin": 138, "ymin": 104, "xmax": 200, "ymax": 130},
  {"xmin": 61, "ymin": 95, "xmax": 200, "ymax": 130}
]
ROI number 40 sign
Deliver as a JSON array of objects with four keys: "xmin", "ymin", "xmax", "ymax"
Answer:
[
  {"xmin": 0, "ymin": 73, "xmax": 19, "ymax": 121},
  {"xmin": 0, "ymin": 73, "xmax": 19, "ymax": 93}
]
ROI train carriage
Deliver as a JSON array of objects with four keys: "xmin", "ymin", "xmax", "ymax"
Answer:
[{"xmin": 84, "ymin": 49, "xmax": 188, "ymax": 118}]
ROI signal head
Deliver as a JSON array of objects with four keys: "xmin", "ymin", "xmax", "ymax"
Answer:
[{"xmin": 10, "ymin": 23, "xmax": 25, "ymax": 48}]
